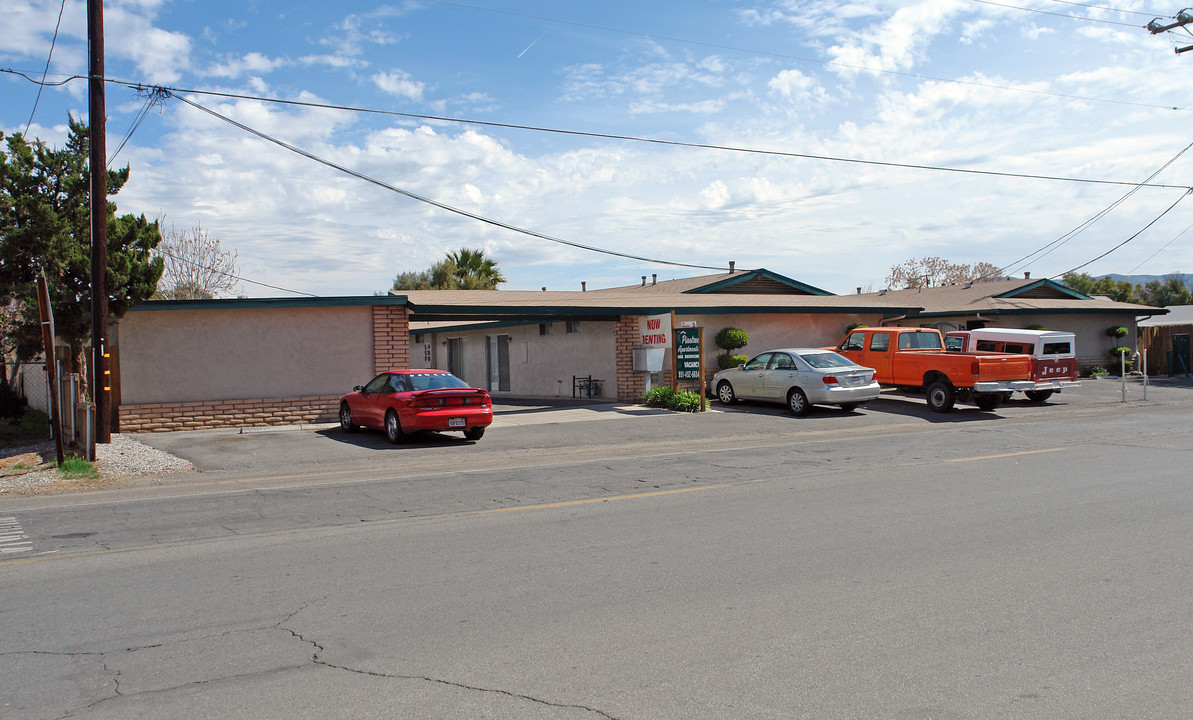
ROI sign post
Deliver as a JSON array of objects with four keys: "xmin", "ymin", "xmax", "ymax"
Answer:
[
  {"xmin": 674, "ymin": 326, "xmax": 706, "ymax": 411},
  {"xmin": 36, "ymin": 271, "xmax": 65, "ymax": 465}
]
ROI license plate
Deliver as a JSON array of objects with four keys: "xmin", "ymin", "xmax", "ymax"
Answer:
[{"xmin": 448, "ymin": 417, "xmax": 466, "ymax": 428}]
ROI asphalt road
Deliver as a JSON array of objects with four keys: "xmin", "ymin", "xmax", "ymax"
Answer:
[{"xmin": 2, "ymin": 377, "xmax": 1191, "ymax": 718}]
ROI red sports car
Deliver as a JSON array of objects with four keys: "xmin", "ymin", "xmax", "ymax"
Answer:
[{"xmin": 338, "ymin": 369, "xmax": 493, "ymax": 443}]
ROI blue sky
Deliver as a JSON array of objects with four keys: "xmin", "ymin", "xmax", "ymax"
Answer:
[{"xmin": 3, "ymin": 0, "xmax": 1193, "ymax": 297}]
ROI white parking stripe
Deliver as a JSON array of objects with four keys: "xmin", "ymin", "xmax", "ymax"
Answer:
[{"xmin": 0, "ymin": 517, "xmax": 31, "ymax": 555}]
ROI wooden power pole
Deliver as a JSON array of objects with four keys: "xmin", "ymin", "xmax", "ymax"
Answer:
[{"xmin": 89, "ymin": 0, "xmax": 111, "ymax": 444}]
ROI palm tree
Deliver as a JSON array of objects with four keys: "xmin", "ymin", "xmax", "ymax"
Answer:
[{"xmin": 446, "ymin": 248, "xmax": 506, "ymax": 290}]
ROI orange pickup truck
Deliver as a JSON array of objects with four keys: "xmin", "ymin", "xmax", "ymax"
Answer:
[{"xmin": 836, "ymin": 327, "xmax": 1034, "ymax": 412}]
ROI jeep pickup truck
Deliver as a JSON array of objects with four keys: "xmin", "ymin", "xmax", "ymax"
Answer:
[
  {"xmin": 836, "ymin": 327, "xmax": 1034, "ymax": 412},
  {"xmin": 944, "ymin": 328, "xmax": 1080, "ymax": 402}
]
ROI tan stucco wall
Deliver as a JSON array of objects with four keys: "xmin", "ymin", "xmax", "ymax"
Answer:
[
  {"xmin": 412, "ymin": 321, "xmax": 619, "ymax": 398},
  {"xmin": 687, "ymin": 312, "xmax": 883, "ymax": 361},
  {"xmin": 116, "ymin": 305, "xmax": 375, "ymax": 404}
]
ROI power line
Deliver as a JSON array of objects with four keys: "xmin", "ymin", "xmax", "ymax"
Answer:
[
  {"xmin": 152, "ymin": 245, "xmax": 319, "ymax": 297},
  {"xmin": 969, "ymin": 0, "xmax": 1146, "ymax": 26},
  {"xmin": 106, "ymin": 79, "xmax": 1191, "ymax": 191},
  {"xmin": 1045, "ymin": 0, "xmax": 1170, "ymax": 18},
  {"xmin": 1053, "ymin": 188, "xmax": 1192, "ymax": 277},
  {"xmin": 108, "ymin": 86, "xmax": 169, "ymax": 166},
  {"xmin": 166, "ymin": 91, "xmax": 727, "ymax": 272},
  {"xmin": 426, "ymin": 0, "xmax": 1183, "ymax": 111},
  {"xmin": 998, "ymin": 139, "xmax": 1193, "ymax": 276},
  {"xmin": 1127, "ymin": 219, "xmax": 1193, "ymax": 273},
  {"xmin": 23, "ymin": 0, "xmax": 67, "ymax": 137}
]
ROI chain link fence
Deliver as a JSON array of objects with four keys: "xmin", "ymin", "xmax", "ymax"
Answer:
[{"xmin": 2, "ymin": 361, "xmax": 50, "ymax": 417}]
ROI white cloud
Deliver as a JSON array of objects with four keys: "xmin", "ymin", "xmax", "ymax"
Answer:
[
  {"xmin": 373, "ymin": 69, "xmax": 425, "ymax": 101},
  {"xmin": 105, "ymin": 5, "xmax": 192, "ymax": 83},
  {"xmin": 205, "ymin": 52, "xmax": 286, "ymax": 79}
]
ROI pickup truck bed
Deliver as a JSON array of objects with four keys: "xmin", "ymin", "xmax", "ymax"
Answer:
[{"xmin": 837, "ymin": 327, "xmax": 1034, "ymax": 412}]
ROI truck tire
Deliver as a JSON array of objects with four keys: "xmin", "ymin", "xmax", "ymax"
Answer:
[
  {"xmin": 974, "ymin": 393, "xmax": 1003, "ymax": 411},
  {"xmin": 926, "ymin": 381, "xmax": 955, "ymax": 413},
  {"xmin": 1025, "ymin": 390, "xmax": 1053, "ymax": 402}
]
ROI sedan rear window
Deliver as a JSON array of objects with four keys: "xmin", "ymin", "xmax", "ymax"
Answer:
[
  {"xmin": 407, "ymin": 372, "xmax": 470, "ymax": 391},
  {"xmin": 798, "ymin": 352, "xmax": 855, "ymax": 369}
]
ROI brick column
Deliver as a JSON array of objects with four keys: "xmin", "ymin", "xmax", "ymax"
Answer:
[
  {"xmin": 615, "ymin": 315, "xmax": 640, "ymax": 403},
  {"xmin": 373, "ymin": 305, "xmax": 410, "ymax": 373}
]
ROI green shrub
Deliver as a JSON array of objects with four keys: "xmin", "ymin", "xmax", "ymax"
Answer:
[
  {"xmin": 1108, "ymin": 346, "xmax": 1133, "ymax": 358},
  {"xmin": 1088, "ymin": 366, "xmax": 1108, "ymax": 377},
  {"xmin": 714, "ymin": 327, "xmax": 749, "ymax": 353},
  {"xmin": 642, "ymin": 386, "xmax": 704, "ymax": 412},
  {"xmin": 717, "ymin": 353, "xmax": 749, "ymax": 370},
  {"xmin": 642, "ymin": 385, "xmax": 675, "ymax": 408},
  {"xmin": 1105, "ymin": 326, "xmax": 1128, "ymax": 338},
  {"xmin": 667, "ymin": 389, "xmax": 705, "ymax": 412},
  {"xmin": 1025, "ymin": 324, "xmax": 1048, "ymax": 331}
]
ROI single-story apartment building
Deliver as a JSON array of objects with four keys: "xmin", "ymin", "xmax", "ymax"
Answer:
[{"xmin": 110, "ymin": 268, "xmax": 1163, "ymax": 432}]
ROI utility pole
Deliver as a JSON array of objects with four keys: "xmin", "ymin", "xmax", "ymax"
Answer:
[
  {"xmin": 1148, "ymin": 9, "xmax": 1193, "ymax": 53},
  {"xmin": 88, "ymin": 0, "xmax": 111, "ymax": 445}
]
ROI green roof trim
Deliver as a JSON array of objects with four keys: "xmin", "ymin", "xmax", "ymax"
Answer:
[
  {"xmin": 128, "ymin": 295, "xmax": 409, "ymax": 311},
  {"xmin": 993, "ymin": 278, "xmax": 1091, "ymax": 301},
  {"xmin": 684, "ymin": 269, "xmax": 833, "ymax": 296}
]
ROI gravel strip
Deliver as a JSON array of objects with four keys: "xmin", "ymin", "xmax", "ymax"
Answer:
[{"xmin": 0, "ymin": 434, "xmax": 195, "ymax": 495}]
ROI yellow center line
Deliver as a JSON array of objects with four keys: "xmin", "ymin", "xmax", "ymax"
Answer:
[
  {"xmin": 0, "ymin": 544, "xmax": 170, "ymax": 568},
  {"xmin": 475, "ymin": 484, "xmax": 732, "ymax": 514},
  {"xmin": 945, "ymin": 448, "xmax": 1064, "ymax": 463}
]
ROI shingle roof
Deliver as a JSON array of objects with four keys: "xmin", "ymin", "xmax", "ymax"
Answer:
[
  {"xmin": 396, "ymin": 287, "xmax": 921, "ymax": 321},
  {"xmin": 856, "ymin": 278, "xmax": 1164, "ymax": 318}
]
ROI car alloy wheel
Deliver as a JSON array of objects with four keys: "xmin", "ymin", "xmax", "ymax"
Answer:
[
  {"xmin": 385, "ymin": 410, "xmax": 405, "ymax": 444},
  {"xmin": 787, "ymin": 388, "xmax": 811, "ymax": 417},
  {"xmin": 339, "ymin": 403, "xmax": 357, "ymax": 432},
  {"xmin": 717, "ymin": 382, "xmax": 737, "ymax": 404}
]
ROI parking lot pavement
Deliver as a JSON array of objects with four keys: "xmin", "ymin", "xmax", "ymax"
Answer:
[{"xmin": 492, "ymin": 402, "xmax": 674, "ymax": 427}]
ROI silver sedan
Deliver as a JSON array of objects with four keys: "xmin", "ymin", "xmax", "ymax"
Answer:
[{"xmin": 709, "ymin": 348, "xmax": 880, "ymax": 416}]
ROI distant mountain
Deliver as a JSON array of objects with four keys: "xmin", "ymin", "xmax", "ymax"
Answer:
[{"xmin": 1101, "ymin": 273, "xmax": 1193, "ymax": 289}]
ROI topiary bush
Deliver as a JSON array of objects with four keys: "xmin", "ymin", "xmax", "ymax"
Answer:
[
  {"xmin": 715, "ymin": 327, "xmax": 749, "ymax": 370},
  {"xmin": 1105, "ymin": 326, "xmax": 1128, "ymax": 338},
  {"xmin": 717, "ymin": 353, "xmax": 749, "ymax": 370},
  {"xmin": 715, "ymin": 327, "xmax": 749, "ymax": 353}
]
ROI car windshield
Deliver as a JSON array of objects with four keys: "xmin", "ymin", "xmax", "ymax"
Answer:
[
  {"xmin": 798, "ymin": 351, "xmax": 855, "ymax": 369},
  {"xmin": 406, "ymin": 372, "xmax": 470, "ymax": 391}
]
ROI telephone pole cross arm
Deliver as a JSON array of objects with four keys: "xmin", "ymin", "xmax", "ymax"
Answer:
[{"xmin": 1148, "ymin": 9, "xmax": 1193, "ymax": 53}]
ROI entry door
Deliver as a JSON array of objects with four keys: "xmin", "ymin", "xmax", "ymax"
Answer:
[
  {"xmin": 447, "ymin": 338, "xmax": 464, "ymax": 378},
  {"xmin": 1174, "ymin": 333, "xmax": 1191, "ymax": 375},
  {"xmin": 487, "ymin": 335, "xmax": 511, "ymax": 392}
]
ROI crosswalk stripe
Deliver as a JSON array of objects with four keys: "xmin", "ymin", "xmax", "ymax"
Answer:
[{"xmin": 0, "ymin": 517, "xmax": 31, "ymax": 554}]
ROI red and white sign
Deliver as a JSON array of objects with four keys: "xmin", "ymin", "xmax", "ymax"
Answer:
[{"xmin": 639, "ymin": 313, "xmax": 672, "ymax": 348}]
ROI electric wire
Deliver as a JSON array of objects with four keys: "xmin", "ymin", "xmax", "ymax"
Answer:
[
  {"xmin": 152, "ymin": 245, "xmax": 319, "ymax": 297},
  {"xmin": 1045, "ymin": 0, "xmax": 1171, "ymax": 17},
  {"xmin": 426, "ymin": 0, "xmax": 1183, "ymax": 111},
  {"xmin": 996, "ymin": 139, "xmax": 1193, "ymax": 277},
  {"xmin": 14, "ymin": 70, "xmax": 1182, "ymax": 189},
  {"xmin": 1127, "ymin": 219, "xmax": 1193, "ymax": 274},
  {"xmin": 22, "ymin": 0, "xmax": 67, "ymax": 137},
  {"xmin": 166, "ymin": 91, "xmax": 728, "ymax": 271},
  {"xmin": 107, "ymin": 79, "xmax": 1191, "ymax": 191},
  {"xmin": 968, "ymin": 0, "xmax": 1146, "ymax": 25},
  {"xmin": 1053, "ymin": 189, "xmax": 1193, "ymax": 277}
]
